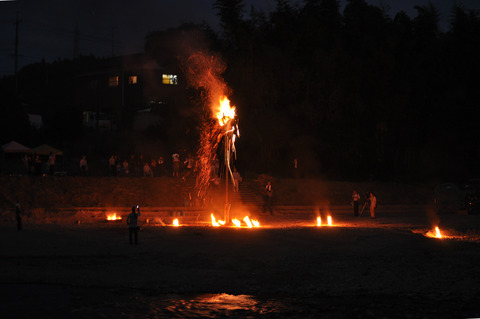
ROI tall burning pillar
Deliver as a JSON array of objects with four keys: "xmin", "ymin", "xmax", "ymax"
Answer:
[
  {"xmin": 182, "ymin": 52, "xmax": 239, "ymax": 223},
  {"xmin": 216, "ymin": 97, "xmax": 238, "ymax": 223}
]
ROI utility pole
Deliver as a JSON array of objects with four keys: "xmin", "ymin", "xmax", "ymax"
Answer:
[
  {"xmin": 14, "ymin": 11, "xmax": 19, "ymax": 94},
  {"xmin": 73, "ymin": 24, "xmax": 79, "ymax": 59},
  {"xmin": 111, "ymin": 26, "xmax": 116, "ymax": 57}
]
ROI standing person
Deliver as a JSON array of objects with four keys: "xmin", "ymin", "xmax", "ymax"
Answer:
[
  {"xmin": 34, "ymin": 155, "xmax": 42, "ymax": 176},
  {"xmin": 172, "ymin": 153, "xmax": 180, "ymax": 177},
  {"xmin": 79, "ymin": 155, "xmax": 88, "ymax": 176},
  {"xmin": 143, "ymin": 162, "xmax": 153, "ymax": 177},
  {"xmin": 263, "ymin": 181, "xmax": 274, "ymax": 215},
  {"xmin": 183, "ymin": 154, "xmax": 194, "ymax": 179},
  {"xmin": 122, "ymin": 159, "xmax": 130, "ymax": 175},
  {"xmin": 150, "ymin": 159, "xmax": 157, "ymax": 176},
  {"xmin": 15, "ymin": 203, "xmax": 23, "ymax": 231},
  {"xmin": 352, "ymin": 190, "xmax": 361, "ymax": 217},
  {"xmin": 109, "ymin": 155, "xmax": 116, "ymax": 176},
  {"xmin": 22, "ymin": 154, "xmax": 30, "ymax": 175},
  {"xmin": 369, "ymin": 192, "xmax": 377, "ymax": 219},
  {"xmin": 293, "ymin": 158, "xmax": 299, "ymax": 178},
  {"xmin": 127, "ymin": 205, "xmax": 141, "ymax": 245},
  {"xmin": 48, "ymin": 152, "xmax": 56, "ymax": 175},
  {"xmin": 158, "ymin": 156, "xmax": 165, "ymax": 176}
]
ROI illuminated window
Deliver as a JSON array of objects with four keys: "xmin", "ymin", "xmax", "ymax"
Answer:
[
  {"xmin": 162, "ymin": 74, "xmax": 178, "ymax": 85},
  {"xmin": 109, "ymin": 76, "xmax": 119, "ymax": 87},
  {"xmin": 128, "ymin": 75, "xmax": 138, "ymax": 85}
]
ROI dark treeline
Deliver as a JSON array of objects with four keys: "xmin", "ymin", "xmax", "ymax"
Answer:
[
  {"xmin": 201, "ymin": 0, "xmax": 480, "ymax": 181},
  {"xmin": 1, "ymin": 0, "xmax": 480, "ymax": 182}
]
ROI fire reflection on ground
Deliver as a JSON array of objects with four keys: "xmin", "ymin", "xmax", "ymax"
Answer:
[
  {"xmin": 161, "ymin": 293, "xmax": 288, "ymax": 317},
  {"xmin": 414, "ymin": 227, "xmax": 480, "ymax": 242}
]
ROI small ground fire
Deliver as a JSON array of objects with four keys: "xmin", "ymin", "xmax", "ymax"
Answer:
[
  {"xmin": 106, "ymin": 213, "xmax": 122, "ymax": 221},
  {"xmin": 316, "ymin": 216, "xmax": 334, "ymax": 227},
  {"xmin": 425, "ymin": 226, "xmax": 443, "ymax": 239}
]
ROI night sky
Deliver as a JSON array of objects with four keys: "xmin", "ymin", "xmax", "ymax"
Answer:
[{"xmin": 1, "ymin": 0, "xmax": 480, "ymax": 76}]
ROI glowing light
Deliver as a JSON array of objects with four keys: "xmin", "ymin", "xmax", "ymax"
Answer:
[
  {"xmin": 317, "ymin": 217, "xmax": 322, "ymax": 227},
  {"xmin": 327, "ymin": 216, "xmax": 333, "ymax": 226},
  {"xmin": 106, "ymin": 213, "xmax": 121, "ymax": 220},
  {"xmin": 243, "ymin": 216, "xmax": 253, "ymax": 228},
  {"xmin": 216, "ymin": 96, "xmax": 236, "ymax": 126},
  {"xmin": 251, "ymin": 219, "xmax": 260, "ymax": 227},
  {"xmin": 232, "ymin": 219, "xmax": 241, "ymax": 227},
  {"xmin": 435, "ymin": 226, "xmax": 442, "ymax": 238},
  {"xmin": 173, "ymin": 219, "xmax": 179, "ymax": 227},
  {"xmin": 211, "ymin": 213, "xmax": 225, "ymax": 227}
]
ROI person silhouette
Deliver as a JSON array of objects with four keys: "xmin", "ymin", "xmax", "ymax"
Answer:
[{"xmin": 127, "ymin": 205, "xmax": 141, "ymax": 244}]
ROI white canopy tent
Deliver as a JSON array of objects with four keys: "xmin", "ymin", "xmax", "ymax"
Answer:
[
  {"xmin": 1, "ymin": 141, "xmax": 33, "ymax": 154},
  {"xmin": 33, "ymin": 144, "xmax": 63, "ymax": 156}
]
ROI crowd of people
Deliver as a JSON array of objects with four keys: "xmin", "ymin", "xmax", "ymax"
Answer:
[
  {"xmin": 104, "ymin": 153, "xmax": 197, "ymax": 178},
  {"xmin": 352, "ymin": 190, "xmax": 376, "ymax": 219},
  {"xmin": 21, "ymin": 152, "xmax": 56, "ymax": 176}
]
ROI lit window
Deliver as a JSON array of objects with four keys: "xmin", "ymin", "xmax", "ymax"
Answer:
[
  {"xmin": 162, "ymin": 74, "xmax": 178, "ymax": 85},
  {"xmin": 128, "ymin": 75, "xmax": 138, "ymax": 85},
  {"xmin": 109, "ymin": 76, "xmax": 119, "ymax": 87}
]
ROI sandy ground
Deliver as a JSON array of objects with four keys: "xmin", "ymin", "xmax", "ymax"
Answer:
[{"xmin": 1, "ymin": 208, "xmax": 480, "ymax": 318}]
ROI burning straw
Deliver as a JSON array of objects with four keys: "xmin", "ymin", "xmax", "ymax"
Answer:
[{"xmin": 183, "ymin": 51, "xmax": 238, "ymax": 205}]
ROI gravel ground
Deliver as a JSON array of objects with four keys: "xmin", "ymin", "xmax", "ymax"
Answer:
[{"xmin": 1, "ymin": 209, "xmax": 479, "ymax": 318}]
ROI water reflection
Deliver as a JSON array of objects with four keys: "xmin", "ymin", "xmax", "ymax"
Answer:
[{"xmin": 154, "ymin": 293, "xmax": 289, "ymax": 317}]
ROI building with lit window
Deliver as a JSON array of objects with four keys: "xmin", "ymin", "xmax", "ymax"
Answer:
[{"xmin": 74, "ymin": 53, "xmax": 182, "ymax": 130}]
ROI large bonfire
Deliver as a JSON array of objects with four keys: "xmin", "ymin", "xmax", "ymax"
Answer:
[{"xmin": 183, "ymin": 52, "xmax": 239, "ymax": 208}]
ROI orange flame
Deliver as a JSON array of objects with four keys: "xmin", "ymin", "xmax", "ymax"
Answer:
[
  {"xmin": 327, "ymin": 216, "xmax": 333, "ymax": 226},
  {"xmin": 173, "ymin": 219, "xmax": 179, "ymax": 227},
  {"xmin": 106, "ymin": 213, "xmax": 122, "ymax": 220},
  {"xmin": 317, "ymin": 217, "xmax": 322, "ymax": 227},
  {"xmin": 243, "ymin": 216, "xmax": 253, "ymax": 228},
  {"xmin": 232, "ymin": 218, "xmax": 241, "ymax": 227},
  {"xmin": 435, "ymin": 226, "xmax": 442, "ymax": 238},
  {"xmin": 252, "ymin": 219, "xmax": 260, "ymax": 227},
  {"xmin": 216, "ymin": 96, "xmax": 235, "ymax": 126},
  {"xmin": 211, "ymin": 213, "xmax": 225, "ymax": 227}
]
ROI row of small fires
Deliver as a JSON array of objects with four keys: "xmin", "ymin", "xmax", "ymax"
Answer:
[
  {"xmin": 106, "ymin": 213, "xmax": 447, "ymax": 236},
  {"xmin": 106, "ymin": 213, "xmax": 335, "ymax": 228}
]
